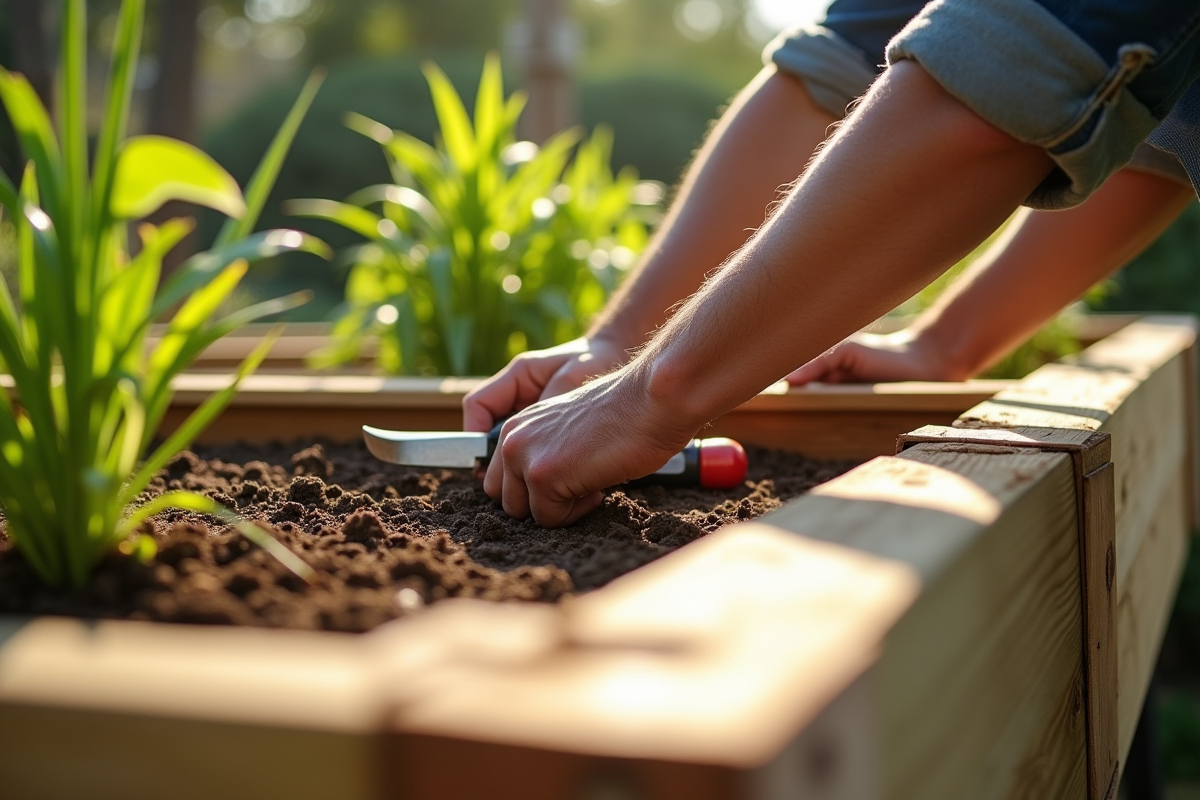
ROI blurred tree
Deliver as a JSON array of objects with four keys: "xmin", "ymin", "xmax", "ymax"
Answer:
[
  {"xmin": 573, "ymin": 0, "xmax": 762, "ymax": 95},
  {"xmin": 1, "ymin": 0, "xmax": 52, "ymax": 184},
  {"xmin": 8, "ymin": 0, "xmax": 53, "ymax": 106},
  {"xmin": 291, "ymin": 0, "xmax": 513, "ymax": 64},
  {"xmin": 149, "ymin": 0, "xmax": 202, "ymax": 142}
]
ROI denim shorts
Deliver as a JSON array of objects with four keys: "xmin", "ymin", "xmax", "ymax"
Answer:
[
  {"xmin": 765, "ymin": 0, "xmax": 1195, "ymax": 209},
  {"xmin": 888, "ymin": 0, "xmax": 1200, "ymax": 208}
]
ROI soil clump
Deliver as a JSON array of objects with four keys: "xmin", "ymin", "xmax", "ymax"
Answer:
[{"xmin": 0, "ymin": 440, "xmax": 852, "ymax": 632}]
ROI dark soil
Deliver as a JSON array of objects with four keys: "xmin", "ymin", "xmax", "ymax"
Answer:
[{"xmin": 0, "ymin": 440, "xmax": 853, "ymax": 633}]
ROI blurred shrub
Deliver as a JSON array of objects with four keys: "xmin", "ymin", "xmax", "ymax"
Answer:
[
  {"xmin": 288, "ymin": 55, "xmax": 656, "ymax": 375},
  {"xmin": 200, "ymin": 55, "xmax": 725, "ymax": 318},
  {"xmin": 1161, "ymin": 685, "xmax": 1200, "ymax": 781}
]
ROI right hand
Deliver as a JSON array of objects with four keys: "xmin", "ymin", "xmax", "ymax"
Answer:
[
  {"xmin": 786, "ymin": 329, "xmax": 963, "ymax": 385},
  {"xmin": 463, "ymin": 336, "xmax": 629, "ymax": 432}
]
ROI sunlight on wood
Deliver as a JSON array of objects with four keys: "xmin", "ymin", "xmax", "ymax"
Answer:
[{"xmin": 812, "ymin": 456, "xmax": 1002, "ymax": 526}]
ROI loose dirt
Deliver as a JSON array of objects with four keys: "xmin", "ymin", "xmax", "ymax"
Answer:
[{"xmin": 0, "ymin": 440, "xmax": 853, "ymax": 632}]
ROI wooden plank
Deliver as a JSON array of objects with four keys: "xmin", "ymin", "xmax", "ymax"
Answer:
[
  {"xmin": 163, "ymin": 315, "xmax": 1137, "ymax": 367},
  {"xmin": 1115, "ymin": 464, "xmax": 1191, "ymax": 760},
  {"xmin": 744, "ymin": 669, "xmax": 880, "ymax": 800},
  {"xmin": 0, "ymin": 617, "xmax": 381, "ymax": 799},
  {"xmin": 387, "ymin": 734, "xmax": 738, "ymax": 800},
  {"xmin": 164, "ymin": 373, "xmax": 1008, "ymax": 414},
  {"xmin": 948, "ymin": 317, "xmax": 1197, "ymax": 772},
  {"xmin": 164, "ymin": 374, "xmax": 1006, "ymax": 459},
  {"xmin": 770, "ymin": 444, "xmax": 1087, "ymax": 800},
  {"xmin": 1082, "ymin": 462, "xmax": 1118, "ymax": 800},
  {"xmin": 372, "ymin": 523, "xmax": 919, "ymax": 769},
  {"xmin": 898, "ymin": 425, "xmax": 1116, "ymax": 800},
  {"xmin": 0, "ymin": 705, "xmax": 378, "ymax": 800}
]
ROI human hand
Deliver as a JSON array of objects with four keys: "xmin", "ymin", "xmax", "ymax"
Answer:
[
  {"xmin": 462, "ymin": 336, "xmax": 629, "ymax": 432},
  {"xmin": 483, "ymin": 368, "xmax": 695, "ymax": 527},
  {"xmin": 786, "ymin": 329, "xmax": 962, "ymax": 385}
]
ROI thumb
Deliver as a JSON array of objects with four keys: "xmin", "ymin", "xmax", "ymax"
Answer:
[
  {"xmin": 787, "ymin": 349, "xmax": 843, "ymax": 385},
  {"xmin": 541, "ymin": 365, "xmax": 589, "ymax": 401}
]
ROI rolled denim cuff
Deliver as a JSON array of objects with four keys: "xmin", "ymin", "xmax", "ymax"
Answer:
[
  {"xmin": 766, "ymin": 25, "xmax": 880, "ymax": 120},
  {"xmin": 886, "ymin": 0, "xmax": 1161, "ymax": 209}
]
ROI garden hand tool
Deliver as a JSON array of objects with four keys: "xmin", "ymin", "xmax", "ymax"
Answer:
[{"xmin": 362, "ymin": 422, "xmax": 748, "ymax": 489}]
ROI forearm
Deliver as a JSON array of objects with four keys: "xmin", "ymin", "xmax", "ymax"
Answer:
[
  {"xmin": 588, "ymin": 67, "xmax": 836, "ymax": 349},
  {"xmin": 630, "ymin": 61, "xmax": 1055, "ymax": 429},
  {"xmin": 913, "ymin": 168, "xmax": 1193, "ymax": 378}
]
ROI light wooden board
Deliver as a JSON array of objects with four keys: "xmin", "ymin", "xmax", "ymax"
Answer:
[
  {"xmin": 373, "ymin": 523, "xmax": 920, "ymax": 769},
  {"xmin": 1115, "ymin": 463, "xmax": 1192, "ymax": 760},
  {"xmin": 768, "ymin": 444, "xmax": 1087, "ymax": 800},
  {"xmin": 0, "ymin": 618, "xmax": 381, "ymax": 800},
  {"xmin": 162, "ymin": 374, "xmax": 1009, "ymax": 460},
  {"xmin": 950, "ymin": 316, "xmax": 1198, "ymax": 770}
]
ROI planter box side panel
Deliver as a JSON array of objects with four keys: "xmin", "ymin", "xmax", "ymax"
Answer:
[
  {"xmin": 768, "ymin": 444, "xmax": 1086, "ymax": 800},
  {"xmin": 0, "ymin": 704, "xmax": 378, "ymax": 800}
]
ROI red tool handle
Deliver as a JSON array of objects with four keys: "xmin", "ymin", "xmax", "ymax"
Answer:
[{"xmin": 696, "ymin": 437, "xmax": 749, "ymax": 489}]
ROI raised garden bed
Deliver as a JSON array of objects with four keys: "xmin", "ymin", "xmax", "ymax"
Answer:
[{"xmin": 0, "ymin": 315, "xmax": 1194, "ymax": 800}]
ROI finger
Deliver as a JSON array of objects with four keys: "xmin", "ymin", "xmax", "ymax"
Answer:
[
  {"xmin": 464, "ymin": 366, "xmax": 523, "ymax": 432},
  {"xmin": 556, "ymin": 491, "xmax": 606, "ymax": 527},
  {"xmin": 464, "ymin": 356, "xmax": 574, "ymax": 431},
  {"xmin": 500, "ymin": 461, "xmax": 532, "ymax": 520},
  {"xmin": 541, "ymin": 364, "xmax": 589, "ymax": 400},
  {"xmin": 786, "ymin": 352, "xmax": 837, "ymax": 385},
  {"xmin": 482, "ymin": 437, "xmax": 505, "ymax": 500}
]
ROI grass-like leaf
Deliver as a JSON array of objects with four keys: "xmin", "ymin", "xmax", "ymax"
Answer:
[{"xmin": 0, "ymin": 0, "xmax": 325, "ymax": 588}]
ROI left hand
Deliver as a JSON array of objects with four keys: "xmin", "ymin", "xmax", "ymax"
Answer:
[
  {"xmin": 483, "ymin": 368, "xmax": 694, "ymax": 527},
  {"xmin": 785, "ymin": 329, "xmax": 961, "ymax": 384}
]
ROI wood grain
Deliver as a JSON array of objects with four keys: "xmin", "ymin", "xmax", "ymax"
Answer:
[{"xmin": 769, "ymin": 444, "xmax": 1088, "ymax": 800}]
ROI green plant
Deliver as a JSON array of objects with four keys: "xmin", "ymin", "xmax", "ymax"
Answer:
[
  {"xmin": 288, "ymin": 54, "xmax": 658, "ymax": 375},
  {"xmin": 0, "ymin": 0, "xmax": 326, "ymax": 588}
]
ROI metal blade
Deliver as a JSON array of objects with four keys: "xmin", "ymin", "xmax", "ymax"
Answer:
[{"xmin": 362, "ymin": 426, "xmax": 489, "ymax": 468}]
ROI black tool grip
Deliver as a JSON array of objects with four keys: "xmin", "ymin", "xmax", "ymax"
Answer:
[{"xmin": 485, "ymin": 420, "xmax": 504, "ymax": 462}]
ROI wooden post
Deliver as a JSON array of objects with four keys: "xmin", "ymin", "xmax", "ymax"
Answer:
[
  {"xmin": 147, "ymin": 0, "xmax": 202, "ymax": 270},
  {"xmin": 898, "ymin": 426, "xmax": 1118, "ymax": 800},
  {"xmin": 7, "ymin": 0, "xmax": 53, "ymax": 109},
  {"xmin": 149, "ymin": 0, "xmax": 202, "ymax": 144},
  {"xmin": 517, "ymin": 0, "xmax": 576, "ymax": 143}
]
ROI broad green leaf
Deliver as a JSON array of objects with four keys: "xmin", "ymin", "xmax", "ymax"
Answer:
[{"xmin": 111, "ymin": 136, "xmax": 246, "ymax": 220}]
